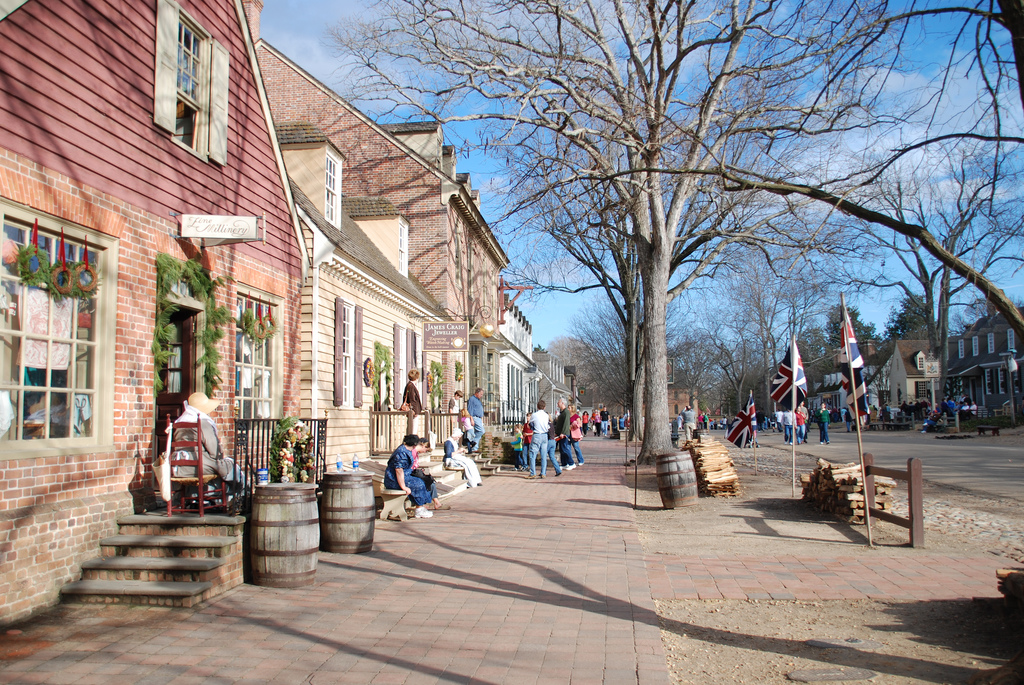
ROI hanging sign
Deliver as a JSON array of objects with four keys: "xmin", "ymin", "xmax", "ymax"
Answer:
[
  {"xmin": 424, "ymin": 321, "xmax": 469, "ymax": 351},
  {"xmin": 180, "ymin": 215, "xmax": 260, "ymax": 246}
]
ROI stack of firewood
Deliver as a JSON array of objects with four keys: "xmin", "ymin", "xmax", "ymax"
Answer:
[
  {"xmin": 800, "ymin": 459, "xmax": 896, "ymax": 523},
  {"xmin": 687, "ymin": 437, "xmax": 740, "ymax": 496},
  {"xmin": 997, "ymin": 569, "xmax": 1024, "ymax": 612}
]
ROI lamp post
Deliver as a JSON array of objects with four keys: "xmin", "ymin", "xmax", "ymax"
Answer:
[{"xmin": 1006, "ymin": 349, "xmax": 1018, "ymax": 428}]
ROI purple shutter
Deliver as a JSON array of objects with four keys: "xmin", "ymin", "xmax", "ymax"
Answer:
[
  {"xmin": 353, "ymin": 306, "xmax": 364, "ymax": 408},
  {"xmin": 334, "ymin": 297, "xmax": 345, "ymax": 407},
  {"xmin": 394, "ymin": 323, "xmax": 402, "ymax": 409}
]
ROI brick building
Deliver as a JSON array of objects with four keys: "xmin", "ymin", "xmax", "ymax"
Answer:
[
  {"xmin": 250, "ymin": 4, "xmax": 511, "ymax": 415},
  {"xmin": 0, "ymin": 0, "xmax": 303, "ymax": 623}
]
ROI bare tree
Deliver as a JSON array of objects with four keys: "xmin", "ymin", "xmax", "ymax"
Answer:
[{"xmin": 331, "ymin": 0, "xmax": 890, "ymax": 459}]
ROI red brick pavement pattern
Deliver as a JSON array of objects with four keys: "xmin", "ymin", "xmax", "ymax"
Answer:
[
  {"xmin": 0, "ymin": 437, "xmax": 669, "ymax": 685},
  {"xmin": 645, "ymin": 552, "xmax": 1006, "ymax": 602}
]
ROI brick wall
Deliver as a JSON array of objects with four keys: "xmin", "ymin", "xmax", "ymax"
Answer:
[{"xmin": 0, "ymin": 147, "xmax": 302, "ymax": 626}]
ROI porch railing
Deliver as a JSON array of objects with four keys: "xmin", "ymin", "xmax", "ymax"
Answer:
[
  {"xmin": 369, "ymin": 411, "xmax": 461, "ymax": 454},
  {"xmin": 233, "ymin": 418, "xmax": 327, "ymax": 514}
]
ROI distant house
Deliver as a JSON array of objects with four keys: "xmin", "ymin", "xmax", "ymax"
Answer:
[
  {"xmin": 888, "ymin": 340, "xmax": 941, "ymax": 406},
  {"xmin": 947, "ymin": 310, "xmax": 1023, "ymax": 411}
]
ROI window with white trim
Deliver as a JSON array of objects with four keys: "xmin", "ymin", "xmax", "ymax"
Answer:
[
  {"xmin": 998, "ymin": 367, "xmax": 1007, "ymax": 394},
  {"xmin": 988, "ymin": 332, "xmax": 995, "ymax": 354},
  {"xmin": 0, "ymin": 205, "xmax": 115, "ymax": 449},
  {"xmin": 325, "ymin": 151, "xmax": 341, "ymax": 227},
  {"xmin": 235, "ymin": 293, "xmax": 278, "ymax": 419},
  {"xmin": 398, "ymin": 218, "xmax": 409, "ymax": 277},
  {"xmin": 1008, "ymin": 328, "xmax": 1015, "ymax": 352},
  {"xmin": 972, "ymin": 336, "xmax": 979, "ymax": 356},
  {"xmin": 340, "ymin": 302, "xmax": 354, "ymax": 406},
  {"xmin": 985, "ymin": 368, "xmax": 995, "ymax": 395},
  {"xmin": 153, "ymin": 0, "xmax": 229, "ymax": 164},
  {"xmin": 958, "ymin": 339, "xmax": 964, "ymax": 358},
  {"xmin": 915, "ymin": 354, "xmax": 924, "ymax": 371}
]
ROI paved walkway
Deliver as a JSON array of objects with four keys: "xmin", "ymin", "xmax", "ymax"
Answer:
[
  {"xmin": 0, "ymin": 436, "xmax": 1010, "ymax": 684},
  {"xmin": 645, "ymin": 553, "xmax": 1005, "ymax": 601},
  {"xmin": 0, "ymin": 440, "xmax": 668, "ymax": 685}
]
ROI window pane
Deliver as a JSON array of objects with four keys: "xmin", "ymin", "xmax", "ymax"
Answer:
[
  {"xmin": 71, "ymin": 393, "xmax": 93, "ymax": 437},
  {"xmin": 0, "ymin": 390, "xmax": 16, "ymax": 441},
  {"xmin": 50, "ymin": 392, "xmax": 69, "ymax": 438},
  {"xmin": 23, "ymin": 389, "xmax": 45, "ymax": 439},
  {"xmin": 76, "ymin": 298, "xmax": 96, "ymax": 342},
  {"xmin": 1, "ymin": 333, "xmax": 19, "ymax": 384}
]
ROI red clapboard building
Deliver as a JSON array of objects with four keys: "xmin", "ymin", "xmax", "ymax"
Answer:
[{"xmin": 0, "ymin": 0, "xmax": 304, "ymax": 623}]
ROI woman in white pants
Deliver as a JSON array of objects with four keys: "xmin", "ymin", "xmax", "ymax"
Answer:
[{"xmin": 444, "ymin": 429, "xmax": 482, "ymax": 487}]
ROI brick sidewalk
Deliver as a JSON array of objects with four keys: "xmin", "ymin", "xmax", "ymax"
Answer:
[
  {"xmin": 645, "ymin": 553, "xmax": 1006, "ymax": 601},
  {"xmin": 0, "ymin": 437, "xmax": 669, "ymax": 685}
]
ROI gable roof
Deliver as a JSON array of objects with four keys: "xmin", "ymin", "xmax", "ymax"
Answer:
[
  {"xmin": 276, "ymin": 121, "xmax": 329, "ymax": 145},
  {"xmin": 289, "ymin": 180, "xmax": 440, "ymax": 313},
  {"xmin": 893, "ymin": 340, "xmax": 932, "ymax": 376},
  {"xmin": 343, "ymin": 197, "xmax": 398, "ymax": 219},
  {"xmin": 381, "ymin": 121, "xmax": 440, "ymax": 134}
]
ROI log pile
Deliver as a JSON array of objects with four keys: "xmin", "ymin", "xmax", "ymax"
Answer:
[
  {"xmin": 997, "ymin": 568, "xmax": 1024, "ymax": 612},
  {"xmin": 800, "ymin": 459, "xmax": 896, "ymax": 523},
  {"xmin": 687, "ymin": 437, "xmax": 740, "ymax": 496}
]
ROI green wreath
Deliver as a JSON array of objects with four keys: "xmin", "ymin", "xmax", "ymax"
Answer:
[
  {"xmin": 15, "ymin": 244, "xmax": 52, "ymax": 290},
  {"xmin": 237, "ymin": 308, "xmax": 278, "ymax": 342}
]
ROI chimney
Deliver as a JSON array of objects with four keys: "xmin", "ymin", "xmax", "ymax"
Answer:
[{"xmin": 243, "ymin": 0, "xmax": 263, "ymax": 42}]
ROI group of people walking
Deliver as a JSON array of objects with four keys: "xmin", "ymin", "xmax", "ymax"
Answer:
[{"xmin": 511, "ymin": 398, "xmax": 589, "ymax": 478}]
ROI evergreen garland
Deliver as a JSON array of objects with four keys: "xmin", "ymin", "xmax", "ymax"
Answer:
[
  {"xmin": 152, "ymin": 254, "xmax": 232, "ymax": 397},
  {"xmin": 373, "ymin": 341, "xmax": 393, "ymax": 409}
]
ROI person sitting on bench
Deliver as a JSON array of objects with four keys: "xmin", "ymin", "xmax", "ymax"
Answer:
[
  {"xmin": 384, "ymin": 434, "xmax": 434, "ymax": 519},
  {"xmin": 443, "ymin": 428, "xmax": 482, "ymax": 487}
]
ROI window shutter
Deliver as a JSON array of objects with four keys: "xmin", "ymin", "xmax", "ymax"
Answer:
[
  {"xmin": 393, "ymin": 323, "xmax": 402, "ymax": 409},
  {"xmin": 406, "ymin": 329, "xmax": 415, "ymax": 395},
  {"xmin": 153, "ymin": 0, "xmax": 179, "ymax": 132},
  {"xmin": 416, "ymin": 332, "xmax": 426, "ymax": 405},
  {"xmin": 209, "ymin": 40, "xmax": 230, "ymax": 165},
  {"xmin": 334, "ymin": 297, "xmax": 345, "ymax": 407},
  {"xmin": 353, "ymin": 306, "xmax": 364, "ymax": 408}
]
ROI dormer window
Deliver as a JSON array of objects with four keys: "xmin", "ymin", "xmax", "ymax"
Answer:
[
  {"xmin": 916, "ymin": 354, "xmax": 924, "ymax": 371},
  {"xmin": 972, "ymin": 336, "xmax": 979, "ymax": 356},
  {"xmin": 398, "ymin": 217, "xmax": 409, "ymax": 277},
  {"xmin": 988, "ymin": 332, "xmax": 996, "ymax": 354},
  {"xmin": 958, "ymin": 339, "xmax": 964, "ymax": 358},
  {"xmin": 325, "ymin": 151, "xmax": 341, "ymax": 226},
  {"xmin": 1009, "ymin": 328, "xmax": 1016, "ymax": 351}
]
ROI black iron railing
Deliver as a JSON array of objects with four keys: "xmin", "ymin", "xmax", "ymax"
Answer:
[
  {"xmin": 499, "ymin": 399, "xmax": 527, "ymax": 433},
  {"xmin": 233, "ymin": 418, "xmax": 327, "ymax": 514}
]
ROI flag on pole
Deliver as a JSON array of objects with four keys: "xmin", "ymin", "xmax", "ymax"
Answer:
[
  {"xmin": 839, "ymin": 306, "xmax": 870, "ymax": 417},
  {"xmin": 727, "ymin": 393, "xmax": 756, "ymax": 448},
  {"xmin": 770, "ymin": 341, "xmax": 807, "ymax": 410}
]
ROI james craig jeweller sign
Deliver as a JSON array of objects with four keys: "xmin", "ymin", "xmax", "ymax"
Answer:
[
  {"xmin": 424, "ymin": 321, "xmax": 469, "ymax": 351},
  {"xmin": 180, "ymin": 215, "xmax": 260, "ymax": 246}
]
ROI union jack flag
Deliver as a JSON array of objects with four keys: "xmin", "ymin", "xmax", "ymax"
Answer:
[
  {"xmin": 839, "ymin": 306, "xmax": 870, "ymax": 417},
  {"xmin": 770, "ymin": 340, "xmax": 807, "ymax": 410},
  {"xmin": 727, "ymin": 393, "xmax": 757, "ymax": 448}
]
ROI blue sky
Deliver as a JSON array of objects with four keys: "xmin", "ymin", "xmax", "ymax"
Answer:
[{"xmin": 258, "ymin": 1, "xmax": 1023, "ymax": 348}]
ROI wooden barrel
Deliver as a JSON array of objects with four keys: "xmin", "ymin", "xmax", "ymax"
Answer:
[
  {"xmin": 320, "ymin": 471, "xmax": 374, "ymax": 554},
  {"xmin": 250, "ymin": 483, "xmax": 319, "ymax": 588},
  {"xmin": 656, "ymin": 451, "xmax": 698, "ymax": 509}
]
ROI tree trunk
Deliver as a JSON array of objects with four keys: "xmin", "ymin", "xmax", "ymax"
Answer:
[{"xmin": 638, "ymin": 245, "xmax": 672, "ymax": 463}]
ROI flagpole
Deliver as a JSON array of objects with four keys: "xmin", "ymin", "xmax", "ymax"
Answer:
[
  {"xmin": 790, "ymin": 332, "xmax": 797, "ymax": 498},
  {"xmin": 841, "ymin": 293, "xmax": 873, "ymax": 547},
  {"xmin": 752, "ymin": 392, "xmax": 758, "ymax": 475}
]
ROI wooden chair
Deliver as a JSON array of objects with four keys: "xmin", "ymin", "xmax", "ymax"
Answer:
[{"xmin": 166, "ymin": 418, "xmax": 228, "ymax": 516}]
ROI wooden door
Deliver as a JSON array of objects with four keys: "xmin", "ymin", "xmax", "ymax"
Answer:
[{"xmin": 156, "ymin": 309, "xmax": 197, "ymax": 432}]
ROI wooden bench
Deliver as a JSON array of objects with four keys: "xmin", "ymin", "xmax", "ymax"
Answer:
[
  {"xmin": 977, "ymin": 425, "xmax": 1001, "ymax": 436},
  {"xmin": 358, "ymin": 461, "xmax": 412, "ymax": 521}
]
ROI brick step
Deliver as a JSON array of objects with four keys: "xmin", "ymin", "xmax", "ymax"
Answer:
[
  {"xmin": 100, "ymin": 534, "xmax": 238, "ymax": 558},
  {"xmin": 115, "ymin": 514, "xmax": 244, "ymax": 538},
  {"xmin": 61, "ymin": 580, "xmax": 213, "ymax": 608},
  {"xmin": 80, "ymin": 556, "xmax": 225, "ymax": 582}
]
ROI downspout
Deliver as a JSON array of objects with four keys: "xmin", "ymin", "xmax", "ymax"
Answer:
[{"xmin": 311, "ymin": 265, "xmax": 319, "ymax": 417}]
